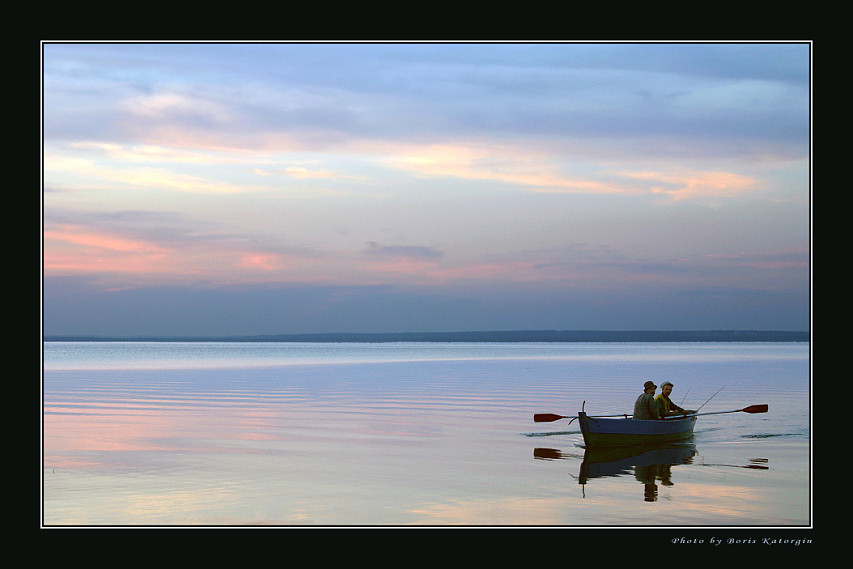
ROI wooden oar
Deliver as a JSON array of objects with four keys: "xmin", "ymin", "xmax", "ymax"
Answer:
[
  {"xmin": 534, "ymin": 412, "xmax": 631, "ymax": 423},
  {"xmin": 534, "ymin": 413, "xmax": 572, "ymax": 422},
  {"xmin": 535, "ymin": 404, "xmax": 767, "ymax": 423},
  {"xmin": 684, "ymin": 404, "xmax": 768, "ymax": 418}
]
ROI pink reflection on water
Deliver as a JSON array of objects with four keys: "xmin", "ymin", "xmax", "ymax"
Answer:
[{"xmin": 43, "ymin": 394, "xmax": 297, "ymax": 470}]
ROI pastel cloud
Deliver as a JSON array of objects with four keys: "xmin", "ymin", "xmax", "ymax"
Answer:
[
  {"xmin": 384, "ymin": 143, "xmax": 628, "ymax": 194},
  {"xmin": 626, "ymin": 169, "xmax": 762, "ymax": 201},
  {"xmin": 122, "ymin": 91, "xmax": 234, "ymax": 124},
  {"xmin": 44, "ymin": 227, "xmax": 169, "ymax": 275},
  {"xmin": 41, "ymin": 42, "xmax": 811, "ymax": 335},
  {"xmin": 380, "ymin": 141, "xmax": 772, "ymax": 202}
]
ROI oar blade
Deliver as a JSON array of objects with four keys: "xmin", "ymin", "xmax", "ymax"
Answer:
[
  {"xmin": 534, "ymin": 413, "xmax": 567, "ymax": 423},
  {"xmin": 742, "ymin": 404, "xmax": 768, "ymax": 414}
]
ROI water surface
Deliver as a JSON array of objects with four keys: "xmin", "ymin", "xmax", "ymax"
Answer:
[{"xmin": 42, "ymin": 342, "xmax": 810, "ymax": 527}]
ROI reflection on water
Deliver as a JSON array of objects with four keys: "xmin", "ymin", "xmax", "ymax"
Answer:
[
  {"xmin": 535, "ymin": 443, "xmax": 770, "ymax": 502},
  {"xmin": 43, "ymin": 341, "xmax": 809, "ymax": 526}
]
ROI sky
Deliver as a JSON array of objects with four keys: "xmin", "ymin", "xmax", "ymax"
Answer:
[{"xmin": 41, "ymin": 41, "xmax": 811, "ymax": 337}]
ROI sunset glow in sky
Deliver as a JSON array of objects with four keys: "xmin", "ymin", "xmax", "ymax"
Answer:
[{"xmin": 42, "ymin": 41, "xmax": 811, "ymax": 336}]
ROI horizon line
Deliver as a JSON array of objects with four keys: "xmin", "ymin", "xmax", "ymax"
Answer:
[{"xmin": 43, "ymin": 329, "xmax": 811, "ymax": 343}]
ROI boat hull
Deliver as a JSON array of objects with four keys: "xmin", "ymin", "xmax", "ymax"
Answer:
[{"xmin": 578, "ymin": 411, "xmax": 697, "ymax": 448}]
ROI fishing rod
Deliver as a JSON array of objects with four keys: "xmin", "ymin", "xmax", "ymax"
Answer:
[{"xmin": 694, "ymin": 385, "xmax": 726, "ymax": 413}]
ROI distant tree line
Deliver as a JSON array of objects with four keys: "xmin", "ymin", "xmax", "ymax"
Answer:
[{"xmin": 44, "ymin": 329, "xmax": 810, "ymax": 343}]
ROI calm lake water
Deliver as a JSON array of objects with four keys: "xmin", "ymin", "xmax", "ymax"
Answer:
[{"xmin": 42, "ymin": 341, "xmax": 811, "ymax": 528}]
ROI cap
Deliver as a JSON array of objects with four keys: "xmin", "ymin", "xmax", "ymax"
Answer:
[{"xmin": 643, "ymin": 380, "xmax": 657, "ymax": 389}]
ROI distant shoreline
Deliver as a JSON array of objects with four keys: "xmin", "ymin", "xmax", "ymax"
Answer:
[{"xmin": 43, "ymin": 330, "xmax": 810, "ymax": 343}]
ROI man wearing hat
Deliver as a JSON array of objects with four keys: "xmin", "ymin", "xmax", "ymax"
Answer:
[
  {"xmin": 655, "ymin": 381, "xmax": 695, "ymax": 417},
  {"xmin": 633, "ymin": 380, "xmax": 661, "ymax": 420}
]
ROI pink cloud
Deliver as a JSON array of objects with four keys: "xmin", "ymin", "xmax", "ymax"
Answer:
[
  {"xmin": 239, "ymin": 252, "xmax": 284, "ymax": 271},
  {"xmin": 44, "ymin": 226, "xmax": 171, "ymax": 276},
  {"xmin": 625, "ymin": 169, "xmax": 761, "ymax": 200}
]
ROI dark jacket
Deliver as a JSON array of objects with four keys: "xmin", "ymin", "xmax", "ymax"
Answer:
[{"xmin": 633, "ymin": 392, "xmax": 660, "ymax": 420}]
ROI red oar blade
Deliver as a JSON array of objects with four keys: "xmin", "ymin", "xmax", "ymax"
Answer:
[
  {"xmin": 534, "ymin": 413, "xmax": 569, "ymax": 423},
  {"xmin": 741, "ymin": 404, "xmax": 768, "ymax": 414}
]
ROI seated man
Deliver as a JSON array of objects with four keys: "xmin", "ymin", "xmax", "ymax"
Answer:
[
  {"xmin": 655, "ymin": 382, "xmax": 696, "ymax": 417},
  {"xmin": 633, "ymin": 380, "xmax": 660, "ymax": 420}
]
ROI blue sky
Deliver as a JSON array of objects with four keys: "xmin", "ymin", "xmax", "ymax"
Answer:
[{"xmin": 41, "ymin": 41, "xmax": 811, "ymax": 336}]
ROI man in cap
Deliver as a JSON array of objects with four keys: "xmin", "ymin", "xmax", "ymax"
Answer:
[
  {"xmin": 655, "ymin": 381, "xmax": 696, "ymax": 417},
  {"xmin": 633, "ymin": 380, "xmax": 661, "ymax": 420}
]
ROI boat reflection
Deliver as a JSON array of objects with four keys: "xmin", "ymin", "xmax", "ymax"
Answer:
[
  {"xmin": 579, "ymin": 443, "xmax": 697, "ymax": 501},
  {"xmin": 534, "ymin": 442, "xmax": 770, "ymax": 501},
  {"xmin": 534, "ymin": 443, "xmax": 696, "ymax": 501}
]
